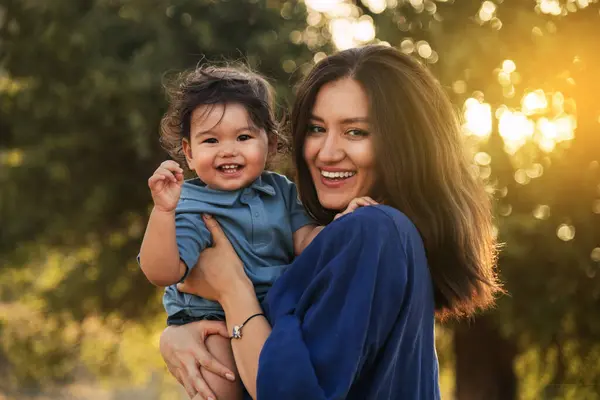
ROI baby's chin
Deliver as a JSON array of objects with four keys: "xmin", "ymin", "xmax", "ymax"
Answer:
[{"xmin": 201, "ymin": 173, "xmax": 259, "ymax": 192}]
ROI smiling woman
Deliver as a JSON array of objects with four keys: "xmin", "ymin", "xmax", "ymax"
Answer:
[{"xmin": 303, "ymin": 78, "xmax": 376, "ymax": 211}]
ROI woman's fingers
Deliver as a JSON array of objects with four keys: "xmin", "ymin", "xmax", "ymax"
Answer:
[
  {"xmin": 193, "ymin": 344, "xmax": 235, "ymax": 381},
  {"xmin": 180, "ymin": 369, "xmax": 199, "ymax": 399},
  {"xmin": 182, "ymin": 358, "xmax": 217, "ymax": 400},
  {"xmin": 201, "ymin": 214, "xmax": 231, "ymax": 248},
  {"xmin": 202, "ymin": 320, "xmax": 231, "ymax": 339},
  {"xmin": 166, "ymin": 363, "xmax": 184, "ymax": 386}
]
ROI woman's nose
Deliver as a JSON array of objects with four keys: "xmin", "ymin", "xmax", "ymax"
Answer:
[{"xmin": 318, "ymin": 132, "xmax": 344, "ymax": 163}]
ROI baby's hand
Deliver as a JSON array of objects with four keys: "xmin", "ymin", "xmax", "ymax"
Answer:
[
  {"xmin": 334, "ymin": 196, "xmax": 378, "ymax": 220},
  {"xmin": 148, "ymin": 160, "xmax": 185, "ymax": 213}
]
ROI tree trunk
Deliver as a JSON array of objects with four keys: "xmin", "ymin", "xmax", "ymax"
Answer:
[{"xmin": 454, "ymin": 315, "xmax": 518, "ymax": 400}]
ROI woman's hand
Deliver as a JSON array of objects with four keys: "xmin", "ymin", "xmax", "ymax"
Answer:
[
  {"xmin": 177, "ymin": 214, "xmax": 252, "ymax": 302},
  {"xmin": 160, "ymin": 320, "xmax": 235, "ymax": 399}
]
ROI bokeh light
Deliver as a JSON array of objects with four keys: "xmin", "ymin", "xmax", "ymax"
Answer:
[
  {"xmin": 463, "ymin": 98, "xmax": 492, "ymax": 138},
  {"xmin": 478, "ymin": 1, "xmax": 497, "ymax": 22},
  {"xmin": 557, "ymin": 223, "xmax": 576, "ymax": 241},
  {"xmin": 305, "ymin": 0, "xmax": 378, "ymax": 49}
]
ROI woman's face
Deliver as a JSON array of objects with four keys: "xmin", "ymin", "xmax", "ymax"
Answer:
[{"xmin": 303, "ymin": 78, "xmax": 376, "ymax": 211}]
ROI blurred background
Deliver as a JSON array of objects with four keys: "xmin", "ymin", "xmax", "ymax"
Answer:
[{"xmin": 1, "ymin": 0, "xmax": 599, "ymax": 399}]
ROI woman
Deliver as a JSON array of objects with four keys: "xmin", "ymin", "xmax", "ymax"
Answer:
[{"xmin": 159, "ymin": 45, "xmax": 501, "ymax": 400}]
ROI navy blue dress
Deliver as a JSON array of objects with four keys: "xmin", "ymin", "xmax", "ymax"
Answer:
[{"xmin": 252, "ymin": 205, "xmax": 441, "ymax": 399}]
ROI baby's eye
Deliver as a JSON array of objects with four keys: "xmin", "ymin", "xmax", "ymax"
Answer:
[
  {"xmin": 202, "ymin": 138, "xmax": 218, "ymax": 144},
  {"xmin": 237, "ymin": 134, "xmax": 252, "ymax": 141}
]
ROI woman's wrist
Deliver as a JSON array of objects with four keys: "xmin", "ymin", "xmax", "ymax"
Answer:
[{"xmin": 220, "ymin": 279, "xmax": 260, "ymax": 315}]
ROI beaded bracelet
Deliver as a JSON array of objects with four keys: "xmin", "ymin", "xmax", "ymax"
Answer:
[{"xmin": 231, "ymin": 313, "xmax": 265, "ymax": 340}]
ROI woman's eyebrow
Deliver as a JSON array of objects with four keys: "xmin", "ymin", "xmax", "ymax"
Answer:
[
  {"xmin": 309, "ymin": 115, "xmax": 369, "ymax": 124},
  {"xmin": 340, "ymin": 117, "xmax": 369, "ymax": 124}
]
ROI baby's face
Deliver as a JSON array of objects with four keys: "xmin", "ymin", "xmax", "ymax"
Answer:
[{"xmin": 183, "ymin": 103, "xmax": 269, "ymax": 191}]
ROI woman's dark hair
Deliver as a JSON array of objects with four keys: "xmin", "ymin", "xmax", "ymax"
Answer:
[
  {"xmin": 291, "ymin": 45, "xmax": 502, "ymax": 319},
  {"xmin": 160, "ymin": 64, "xmax": 283, "ymax": 167}
]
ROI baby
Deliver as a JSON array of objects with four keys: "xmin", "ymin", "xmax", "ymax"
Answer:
[{"xmin": 139, "ymin": 65, "xmax": 371, "ymax": 399}]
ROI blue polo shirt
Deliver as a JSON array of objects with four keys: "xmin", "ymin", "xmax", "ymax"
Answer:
[{"xmin": 162, "ymin": 171, "xmax": 315, "ymax": 320}]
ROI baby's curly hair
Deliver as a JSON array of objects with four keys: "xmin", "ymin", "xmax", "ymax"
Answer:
[{"xmin": 160, "ymin": 64, "xmax": 285, "ymax": 168}]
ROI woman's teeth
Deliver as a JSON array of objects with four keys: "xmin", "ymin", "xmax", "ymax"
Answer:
[{"xmin": 320, "ymin": 170, "xmax": 356, "ymax": 179}]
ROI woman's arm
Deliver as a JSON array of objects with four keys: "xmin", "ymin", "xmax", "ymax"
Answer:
[
  {"xmin": 179, "ymin": 208, "xmax": 408, "ymax": 400},
  {"xmin": 177, "ymin": 215, "xmax": 271, "ymax": 398},
  {"xmin": 220, "ymin": 285, "xmax": 271, "ymax": 399}
]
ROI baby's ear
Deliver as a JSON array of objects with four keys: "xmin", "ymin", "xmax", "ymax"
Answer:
[
  {"xmin": 182, "ymin": 138, "xmax": 194, "ymax": 169},
  {"xmin": 268, "ymin": 133, "xmax": 278, "ymax": 157}
]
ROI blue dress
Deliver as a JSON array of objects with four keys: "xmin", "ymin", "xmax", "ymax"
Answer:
[{"xmin": 253, "ymin": 205, "xmax": 441, "ymax": 399}]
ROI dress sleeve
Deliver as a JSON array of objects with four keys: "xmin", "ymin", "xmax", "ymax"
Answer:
[
  {"xmin": 175, "ymin": 201, "xmax": 211, "ymax": 281},
  {"xmin": 256, "ymin": 209, "xmax": 409, "ymax": 399}
]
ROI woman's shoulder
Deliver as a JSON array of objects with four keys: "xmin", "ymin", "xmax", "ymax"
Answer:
[{"xmin": 332, "ymin": 205, "xmax": 421, "ymax": 241}]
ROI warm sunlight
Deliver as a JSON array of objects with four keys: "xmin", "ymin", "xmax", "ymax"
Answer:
[
  {"xmin": 463, "ymin": 89, "xmax": 576, "ymax": 154},
  {"xmin": 463, "ymin": 98, "xmax": 492, "ymax": 138}
]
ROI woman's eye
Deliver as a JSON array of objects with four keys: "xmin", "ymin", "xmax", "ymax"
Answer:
[
  {"xmin": 202, "ymin": 138, "xmax": 218, "ymax": 144},
  {"xmin": 307, "ymin": 124, "xmax": 325, "ymax": 134},
  {"xmin": 346, "ymin": 129, "xmax": 369, "ymax": 138},
  {"xmin": 237, "ymin": 134, "xmax": 252, "ymax": 141}
]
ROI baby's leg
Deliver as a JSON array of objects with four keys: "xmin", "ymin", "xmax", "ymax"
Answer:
[{"xmin": 202, "ymin": 334, "xmax": 243, "ymax": 400}]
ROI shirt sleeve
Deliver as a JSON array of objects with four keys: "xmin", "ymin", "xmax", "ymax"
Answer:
[
  {"xmin": 274, "ymin": 173, "xmax": 315, "ymax": 232},
  {"xmin": 175, "ymin": 203, "xmax": 211, "ymax": 281},
  {"xmin": 256, "ymin": 208, "xmax": 409, "ymax": 399}
]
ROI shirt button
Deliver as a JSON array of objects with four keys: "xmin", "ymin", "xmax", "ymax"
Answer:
[{"xmin": 254, "ymin": 212, "xmax": 259, "ymax": 217}]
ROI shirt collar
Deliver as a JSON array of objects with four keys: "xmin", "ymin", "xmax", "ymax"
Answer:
[
  {"xmin": 180, "ymin": 179, "xmax": 239, "ymax": 206},
  {"xmin": 180, "ymin": 175, "xmax": 276, "ymax": 206},
  {"xmin": 249, "ymin": 175, "xmax": 276, "ymax": 196}
]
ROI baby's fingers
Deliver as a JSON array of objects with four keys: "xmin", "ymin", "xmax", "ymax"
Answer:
[
  {"xmin": 148, "ymin": 174, "xmax": 166, "ymax": 189},
  {"xmin": 160, "ymin": 160, "xmax": 184, "ymax": 174},
  {"xmin": 154, "ymin": 168, "xmax": 178, "ymax": 183},
  {"xmin": 361, "ymin": 196, "xmax": 378, "ymax": 205}
]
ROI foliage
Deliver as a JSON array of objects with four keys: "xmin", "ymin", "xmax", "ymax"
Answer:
[{"xmin": 1, "ymin": 0, "xmax": 599, "ymax": 397}]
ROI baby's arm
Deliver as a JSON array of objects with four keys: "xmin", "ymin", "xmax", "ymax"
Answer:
[
  {"xmin": 293, "ymin": 196, "xmax": 378, "ymax": 255},
  {"xmin": 139, "ymin": 161, "xmax": 187, "ymax": 286},
  {"xmin": 293, "ymin": 225, "xmax": 324, "ymax": 255},
  {"xmin": 139, "ymin": 208, "xmax": 187, "ymax": 286}
]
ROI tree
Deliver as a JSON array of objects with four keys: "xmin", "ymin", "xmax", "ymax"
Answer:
[
  {"xmin": 0, "ymin": 0, "xmax": 311, "ymax": 390},
  {"xmin": 2, "ymin": 0, "xmax": 600, "ymax": 397}
]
